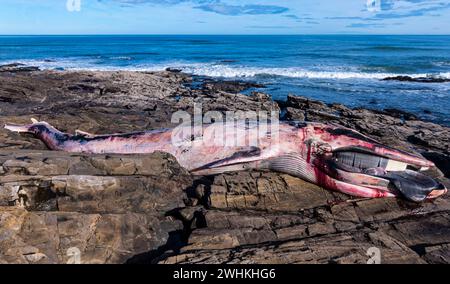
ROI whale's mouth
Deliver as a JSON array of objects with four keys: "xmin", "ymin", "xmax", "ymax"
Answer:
[{"xmin": 330, "ymin": 149, "xmax": 447, "ymax": 202}]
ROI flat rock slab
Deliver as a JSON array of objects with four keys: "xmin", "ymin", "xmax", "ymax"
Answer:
[
  {"xmin": 157, "ymin": 172, "xmax": 450, "ymax": 264},
  {"xmin": 0, "ymin": 207, "xmax": 180, "ymax": 264},
  {"xmin": 0, "ymin": 150, "xmax": 192, "ymax": 264}
]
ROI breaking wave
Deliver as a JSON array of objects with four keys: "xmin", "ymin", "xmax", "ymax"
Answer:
[
  {"xmin": 174, "ymin": 64, "xmax": 450, "ymax": 81},
  {"xmin": 178, "ymin": 64, "xmax": 450, "ymax": 80},
  {"xmin": 3, "ymin": 59, "xmax": 450, "ymax": 81}
]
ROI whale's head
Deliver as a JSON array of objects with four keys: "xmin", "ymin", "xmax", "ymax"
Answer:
[{"xmin": 304, "ymin": 123, "xmax": 447, "ymax": 202}]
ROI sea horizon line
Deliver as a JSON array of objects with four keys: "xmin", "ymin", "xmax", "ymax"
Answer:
[{"xmin": 0, "ymin": 34, "xmax": 450, "ymax": 37}]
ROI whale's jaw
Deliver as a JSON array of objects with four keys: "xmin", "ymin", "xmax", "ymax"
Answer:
[{"xmin": 309, "ymin": 124, "xmax": 447, "ymax": 202}]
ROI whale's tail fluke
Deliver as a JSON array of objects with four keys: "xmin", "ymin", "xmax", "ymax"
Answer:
[
  {"xmin": 4, "ymin": 118, "xmax": 41, "ymax": 134},
  {"xmin": 4, "ymin": 118, "xmax": 68, "ymax": 150}
]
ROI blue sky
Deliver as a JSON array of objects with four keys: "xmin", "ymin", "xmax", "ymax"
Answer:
[{"xmin": 0, "ymin": 0, "xmax": 449, "ymax": 34}]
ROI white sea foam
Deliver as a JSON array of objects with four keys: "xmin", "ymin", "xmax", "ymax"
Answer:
[
  {"xmin": 1, "ymin": 58, "xmax": 100, "ymax": 70},
  {"xmin": 2, "ymin": 60, "xmax": 450, "ymax": 80},
  {"xmin": 180, "ymin": 65, "xmax": 410, "ymax": 79},
  {"xmin": 178, "ymin": 64, "xmax": 450, "ymax": 80}
]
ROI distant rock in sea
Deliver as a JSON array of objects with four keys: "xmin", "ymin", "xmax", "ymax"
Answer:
[
  {"xmin": 0, "ymin": 63, "xmax": 40, "ymax": 73},
  {"xmin": 165, "ymin": 67, "xmax": 182, "ymax": 73},
  {"xmin": 382, "ymin": 75, "xmax": 450, "ymax": 83},
  {"xmin": 220, "ymin": 59, "xmax": 238, "ymax": 63}
]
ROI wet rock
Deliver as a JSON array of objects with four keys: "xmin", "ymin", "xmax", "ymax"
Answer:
[
  {"xmin": 422, "ymin": 152, "xmax": 450, "ymax": 178},
  {"xmin": 165, "ymin": 68, "xmax": 182, "ymax": 73},
  {"xmin": 202, "ymin": 79, "xmax": 265, "ymax": 94},
  {"xmin": 286, "ymin": 94, "xmax": 327, "ymax": 110},
  {"xmin": 382, "ymin": 76, "xmax": 450, "ymax": 83},
  {"xmin": 383, "ymin": 108, "xmax": 418, "ymax": 121},
  {"xmin": 284, "ymin": 107, "xmax": 305, "ymax": 121},
  {"xmin": 0, "ymin": 63, "xmax": 40, "ymax": 73}
]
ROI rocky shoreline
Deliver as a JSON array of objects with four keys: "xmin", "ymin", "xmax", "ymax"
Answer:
[{"xmin": 0, "ymin": 66, "xmax": 449, "ymax": 264}]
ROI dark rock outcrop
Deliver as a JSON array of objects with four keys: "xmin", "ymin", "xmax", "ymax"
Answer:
[
  {"xmin": 382, "ymin": 75, "xmax": 450, "ymax": 83},
  {"xmin": 202, "ymin": 79, "xmax": 265, "ymax": 94},
  {"xmin": 0, "ymin": 63, "xmax": 40, "ymax": 73}
]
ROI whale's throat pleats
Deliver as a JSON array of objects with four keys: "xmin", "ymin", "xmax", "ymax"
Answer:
[{"xmin": 267, "ymin": 153, "xmax": 316, "ymax": 183}]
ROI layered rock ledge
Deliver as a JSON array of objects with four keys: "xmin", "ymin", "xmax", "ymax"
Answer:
[{"xmin": 0, "ymin": 67, "xmax": 449, "ymax": 264}]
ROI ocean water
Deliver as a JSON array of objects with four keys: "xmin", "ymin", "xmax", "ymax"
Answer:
[{"xmin": 1, "ymin": 35, "xmax": 449, "ymax": 125}]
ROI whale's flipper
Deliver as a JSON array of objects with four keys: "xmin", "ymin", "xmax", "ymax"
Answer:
[
  {"xmin": 193, "ymin": 147, "xmax": 261, "ymax": 170},
  {"xmin": 190, "ymin": 146, "xmax": 264, "ymax": 175},
  {"xmin": 191, "ymin": 161, "xmax": 265, "ymax": 176}
]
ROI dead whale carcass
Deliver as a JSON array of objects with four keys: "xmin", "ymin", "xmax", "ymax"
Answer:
[{"xmin": 4, "ymin": 119, "xmax": 447, "ymax": 202}]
